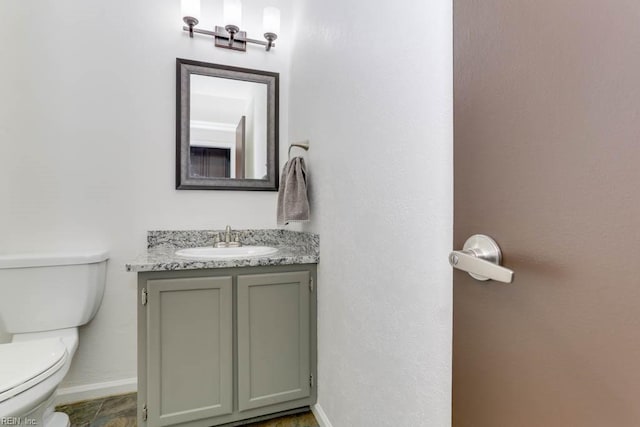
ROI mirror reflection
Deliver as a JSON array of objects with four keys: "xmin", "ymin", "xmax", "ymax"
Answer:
[
  {"xmin": 176, "ymin": 59, "xmax": 279, "ymax": 191},
  {"xmin": 189, "ymin": 75, "xmax": 268, "ymax": 180}
]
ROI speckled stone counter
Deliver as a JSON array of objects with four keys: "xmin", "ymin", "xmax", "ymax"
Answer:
[{"xmin": 125, "ymin": 229, "xmax": 319, "ymax": 272}]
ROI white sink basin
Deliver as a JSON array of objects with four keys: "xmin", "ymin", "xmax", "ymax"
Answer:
[{"xmin": 175, "ymin": 246, "xmax": 278, "ymax": 260}]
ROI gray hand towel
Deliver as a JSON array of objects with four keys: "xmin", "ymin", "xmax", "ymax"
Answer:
[{"xmin": 277, "ymin": 157, "xmax": 310, "ymax": 226}]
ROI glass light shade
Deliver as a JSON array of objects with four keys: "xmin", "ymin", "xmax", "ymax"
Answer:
[
  {"xmin": 181, "ymin": 0, "xmax": 200, "ymax": 19},
  {"xmin": 224, "ymin": 0, "xmax": 242, "ymax": 27},
  {"xmin": 263, "ymin": 7, "xmax": 280, "ymax": 35}
]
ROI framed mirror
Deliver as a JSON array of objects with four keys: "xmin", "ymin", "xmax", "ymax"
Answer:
[{"xmin": 176, "ymin": 59, "xmax": 279, "ymax": 190}]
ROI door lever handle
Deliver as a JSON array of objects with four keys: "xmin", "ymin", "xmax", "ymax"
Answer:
[{"xmin": 449, "ymin": 235, "xmax": 514, "ymax": 283}]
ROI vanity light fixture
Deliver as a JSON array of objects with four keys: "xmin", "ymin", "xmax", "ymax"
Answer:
[{"xmin": 181, "ymin": 0, "xmax": 280, "ymax": 52}]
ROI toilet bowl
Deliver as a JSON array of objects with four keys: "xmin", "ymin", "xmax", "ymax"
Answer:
[
  {"xmin": 0, "ymin": 251, "xmax": 108, "ymax": 426},
  {"xmin": 0, "ymin": 335, "xmax": 70, "ymax": 424}
]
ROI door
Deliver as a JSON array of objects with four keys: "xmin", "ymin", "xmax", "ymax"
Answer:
[
  {"xmin": 145, "ymin": 276, "xmax": 233, "ymax": 426},
  {"xmin": 453, "ymin": 1, "xmax": 640, "ymax": 426},
  {"xmin": 235, "ymin": 115, "xmax": 246, "ymax": 179},
  {"xmin": 237, "ymin": 271, "xmax": 311, "ymax": 411}
]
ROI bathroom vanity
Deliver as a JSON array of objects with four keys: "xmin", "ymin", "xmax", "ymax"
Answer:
[{"xmin": 126, "ymin": 230, "xmax": 319, "ymax": 427}]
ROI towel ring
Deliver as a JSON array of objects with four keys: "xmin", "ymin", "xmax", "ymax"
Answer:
[{"xmin": 288, "ymin": 141, "xmax": 310, "ymax": 159}]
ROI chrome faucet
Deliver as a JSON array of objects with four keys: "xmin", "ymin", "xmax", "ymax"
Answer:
[
  {"xmin": 224, "ymin": 225, "xmax": 232, "ymax": 244},
  {"xmin": 214, "ymin": 225, "xmax": 242, "ymax": 248}
]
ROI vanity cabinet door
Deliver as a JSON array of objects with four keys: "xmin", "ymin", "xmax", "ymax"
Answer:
[
  {"xmin": 237, "ymin": 271, "xmax": 311, "ymax": 411},
  {"xmin": 146, "ymin": 276, "xmax": 233, "ymax": 426}
]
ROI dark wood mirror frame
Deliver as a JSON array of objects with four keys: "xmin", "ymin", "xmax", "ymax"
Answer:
[{"xmin": 176, "ymin": 58, "xmax": 279, "ymax": 190}]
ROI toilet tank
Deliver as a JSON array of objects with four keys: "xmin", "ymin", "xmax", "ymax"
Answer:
[{"xmin": 0, "ymin": 251, "xmax": 108, "ymax": 334}]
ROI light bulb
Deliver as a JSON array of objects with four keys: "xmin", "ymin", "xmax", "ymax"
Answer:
[
  {"xmin": 224, "ymin": 0, "xmax": 242, "ymax": 28},
  {"xmin": 263, "ymin": 7, "xmax": 280, "ymax": 35},
  {"xmin": 181, "ymin": 0, "xmax": 200, "ymax": 21}
]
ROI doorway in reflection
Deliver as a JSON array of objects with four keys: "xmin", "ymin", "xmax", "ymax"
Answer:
[{"xmin": 189, "ymin": 146, "xmax": 231, "ymax": 178}]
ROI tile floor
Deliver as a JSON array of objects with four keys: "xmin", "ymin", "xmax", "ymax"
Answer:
[
  {"xmin": 56, "ymin": 393, "xmax": 136, "ymax": 427},
  {"xmin": 56, "ymin": 393, "xmax": 319, "ymax": 427}
]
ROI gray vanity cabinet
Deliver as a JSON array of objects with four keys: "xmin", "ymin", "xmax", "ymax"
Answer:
[
  {"xmin": 143, "ymin": 276, "xmax": 234, "ymax": 426},
  {"xmin": 137, "ymin": 265, "xmax": 317, "ymax": 427},
  {"xmin": 237, "ymin": 272, "xmax": 311, "ymax": 411}
]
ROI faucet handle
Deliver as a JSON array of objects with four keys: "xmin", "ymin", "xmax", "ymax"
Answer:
[{"xmin": 228, "ymin": 233, "xmax": 242, "ymax": 248}]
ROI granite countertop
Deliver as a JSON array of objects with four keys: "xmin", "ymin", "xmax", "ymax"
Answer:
[{"xmin": 126, "ymin": 229, "xmax": 319, "ymax": 272}]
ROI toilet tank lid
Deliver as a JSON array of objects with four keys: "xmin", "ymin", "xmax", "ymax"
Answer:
[{"xmin": 0, "ymin": 251, "xmax": 109, "ymax": 269}]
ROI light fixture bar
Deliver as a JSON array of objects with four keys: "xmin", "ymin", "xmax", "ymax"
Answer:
[
  {"xmin": 180, "ymin": 1, "xmax": 279, "ymax": 52},
  {"xmin": 182, "ymin": 26, "xmax": 275, "ymax": 50}
]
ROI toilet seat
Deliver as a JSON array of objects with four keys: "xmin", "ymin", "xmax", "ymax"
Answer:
[{"xmin": 0, "ymin": 339, "xmax": 67, "ymax": 403}]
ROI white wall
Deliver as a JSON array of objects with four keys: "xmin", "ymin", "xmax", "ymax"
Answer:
[
  {"xmin": 288, "ymin": 0, "xmax": 453, "ymax": 425},
  {"xmin": 0, "ymin": 0, "xmax": 292, "ymax": 390},
  {"xmin": 251, "ymin": 84, "xmax": 268, "ymax": 178}
]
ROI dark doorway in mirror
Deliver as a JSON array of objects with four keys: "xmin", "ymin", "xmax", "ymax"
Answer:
[{"xmin": 189, "ymin": 146, "xmax": 230, "ymax": 178}]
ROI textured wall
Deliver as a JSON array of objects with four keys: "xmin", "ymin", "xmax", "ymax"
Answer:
[
  {"xmin": 0, "ymin": 0, "xmax": 292, "ymax": 389},
  {"xmin": 289, "ymin": 0, "xmax": 453, "ymax": 425}
]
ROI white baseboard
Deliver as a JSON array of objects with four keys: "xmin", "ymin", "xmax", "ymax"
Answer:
[
  {"xmin": 55, "ymin": 377, "xmax": 137, "ymax": 405},
  {"xmin": 312, "ymin": 403, "xmax": 334, "ymax": 427}
]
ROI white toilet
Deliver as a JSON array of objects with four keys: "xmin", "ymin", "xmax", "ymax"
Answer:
[{"xmin": 0, "ymin": 251, "xmax": 108, "ymax": 426}]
